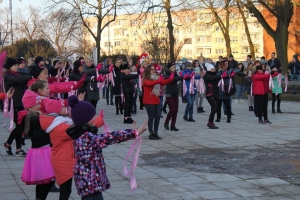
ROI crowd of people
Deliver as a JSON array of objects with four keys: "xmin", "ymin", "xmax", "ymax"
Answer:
[{"xmin": 0, "ymin": 50, "xmax": 298, "ymax": 200}]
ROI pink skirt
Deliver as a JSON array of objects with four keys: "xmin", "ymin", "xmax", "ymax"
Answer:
[{"xmin": 21, "ymin": 145, "xmax": 55, "ymax": 185}]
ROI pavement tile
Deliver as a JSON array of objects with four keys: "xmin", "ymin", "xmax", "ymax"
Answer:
[
  {"xmin": 193, "ymin": 190, "xmax": 237, "ymax": 199},
  {"xmin": 246, "ymin": 177, "xmax": 290, "ymax": 187}
]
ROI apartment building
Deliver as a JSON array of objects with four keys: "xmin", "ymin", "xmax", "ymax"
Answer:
[{"xmin": 84, "ymin": 8, "xmax": 265, "ymax": 61}]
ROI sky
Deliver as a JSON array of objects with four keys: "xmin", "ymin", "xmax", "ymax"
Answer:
[{"xmin": 0, "ymin": 0, "xmax": 45, "ymax": 13}]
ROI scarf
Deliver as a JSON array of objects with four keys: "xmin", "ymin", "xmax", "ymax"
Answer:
[{"xmin": 150, "ymin": 74, "xmax": 160, "ymax": 96}]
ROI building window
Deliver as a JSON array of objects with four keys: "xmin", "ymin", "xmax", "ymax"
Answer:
[
  {"xmin": 184, "ymin": 38, "xmax": 192, "ymax": 44},
  {"xmin": 215, "ymin": 37, "xmax": 224, "ymax": 42},
  {"xmin": 143, "ymin": 30, "xmax": 148, "ymax": 35},
  {"xmin": 232, "ymin": 48, "xmax": 238, "ymax": 54},
  {"xmin": 215, "ymin": 26, "xmax": 221, "ymax": 31},
  {"xmin": 184, "ymin": 49, "xmax": 192, "ymax": 55},
  {"xmin": 115, "ymin": 19, "xmax": 127, "ymax": 25},
  {"xmin": 231, "ymin": 36, "xmax": 238, "ymax": 42},
  {"xmin": 215, "ymin": 49, "xmax": 224, "ymax": 54},
  {"xmin": 114, "ymin": 29, "xmax": 125, "ymax": 36},
  {"xmin": 251, "ymin": 34, "xmax": 259, "ymax": 41},
  {"xmin": 114, "ymin": 41, "xmax": 121, "ymax": 46},
  {"xmin": 229, "ymin": 25, "xmax": 238, "ymax": 31},
  {"xmin": 242, "ymin": 35, "xmax": 248, "ymax": 41},
  {"xmin": 131, "ymin": 20, "xmax": 138, "ymax": 26},
  {"xmin": 197, "ymin": 48, "xmax": 211, "ymax": 54},
  {"xmin": 104, "ymin": 42, "xmax": 111, "ymax": 47},
  {"xmin": 242, "ymin": 46, "xmax": 250, "ymax": 53},
  {"xmin": 197, "ymin": 36, "xmax": 211, "ymax": 43}
]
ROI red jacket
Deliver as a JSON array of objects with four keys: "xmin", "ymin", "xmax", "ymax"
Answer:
[
  {"xmin": 252, "ymin": 72, "xmax": 270, "ymax": 95},
  {"xmin": 143, "ymin": 78, "xmax": 172, "ymax": 105}
]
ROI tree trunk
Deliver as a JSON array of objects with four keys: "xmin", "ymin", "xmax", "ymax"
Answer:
[
  {"xmin": 275, "ymin": 21, "xmax": 289, "ymax": 73},
  {"xmin": 165, "ymin": 0, "xmax": 175, "ymax": 62}
]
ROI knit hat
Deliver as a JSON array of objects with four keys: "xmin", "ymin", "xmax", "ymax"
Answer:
[
  {"xmin": 22, "ymin": 89, "xmax": 41, "ymax": 109},
  {"xmin": 68, "ymin": 95, "xmax": 96, "ymax": 125},
  {"xmin": 30, "ymin": 65, "xmax": 46, "ymax": 78},
  {"xmin": 17, "ymin": 57, "xmax": 25, "ymax": 65},
  {"xmin": 167, "ymin": 62, "xmax": 175, "ymax": 69},
  {"xmin": 182, "ymin": 57, "xmax": 187, "ymax": 61},
  {"xmin": 73, "ymin": 60, "xmax": 82, "ymax": 72},
  {"xmin": 205, "ymin": 63, "xmax": 215, "ymax": 71},
  {"xmin": 4, "ymin": 58, "xmax": 18, "ymax": 69},
  {"xmin": 121, "ymin": 63, "xmax": 130, "ymax": 70},
  {"xmin": 35, "ymin": 56, "xmax": 44, "ymax": 65},
  {"xmin": 40, "ymin": 98, "xmax": 64, "ymax": 114}
]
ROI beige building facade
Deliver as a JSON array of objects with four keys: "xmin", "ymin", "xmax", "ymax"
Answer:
[{"xmin": 84, "ymin": 9, "xmax": 264, "ymax": 62}]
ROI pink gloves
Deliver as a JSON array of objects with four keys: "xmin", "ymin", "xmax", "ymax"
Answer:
[
  {"xmin": 97, "ymin": 63, "xmax": 102, "ymax": 70},
  {"xmin": 221, "ymin": 71, "xmax": 227, "ymax": 78},
  {"xmin": 189, "ymin": 72, "xmax": 195, "ymax": 79},
  {"xmin": 183, "ymin": 73, "xmax": 189, "ymax": 79},
  {"xmin": 230, "ymin": 71, "xmax": 235, "ymax": 78},
  {"xmin": 109, "ymin": 65, "xmax": 114, "ymax": 72},
  {"xmin": 73, "ymin": 74, "xmax": 86, "ymax": 90},
  {"xmin": 97, "ymin": 75, "xmax": 105, "ymax": 82}
]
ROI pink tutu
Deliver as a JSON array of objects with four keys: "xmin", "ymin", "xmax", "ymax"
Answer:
[{"xmin": 21, "ymin": 145, "xmax": 55, "ymax": 185}]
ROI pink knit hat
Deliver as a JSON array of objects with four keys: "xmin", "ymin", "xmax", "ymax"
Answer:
[
  {"xmin": 22, "ymin": 90, "xmax": 41, "ymax": 109},
  {"xmin": 40, "ymin": 98, "xmax": 65, "ymax": 114}
]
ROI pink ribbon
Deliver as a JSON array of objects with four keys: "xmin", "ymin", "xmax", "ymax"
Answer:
[
  {"xmin": 218, "ymin": 79, "xmax": 225, "ymax": 92},
  {"xmin": 277, "ymin": 74, "xmax": 282, "ymax": 87},
  {"xmin": 3, "ymin": 97, "xmax": 14, "ymax": 132},
  {"xmin": 182, "ymin": 80, "xmax": 187, "ymax": 96},
  {"xmin": 284, "ymin": 76, "xmax": 288, "ymax": 92},
  {"xmin": 109, "ymin": 72, "xmax": 115, "ymax": 86},
  {"xmin": 90, "ymin": 76, "xmax": 95, "ymax": 90},
  {"xmin": 251, "ymin": 82, "xmax": 253, "ymax": 97},
  {"xmin": 138, "ymin": 75, "xmax": 142, "ymax": 92},
  {"xmin": 199, "ymin": 79, "xmax": 205, "ymax": 94},
  {"xmin": 228, "ymin": 78, "xmax": 232, "ymax": 93},
  {"xmin": 269, "ymin": 75, "xmax": 274, "ymax": 89},
  {"xmin": 123, "ymin": 134, "xmax": 142, "ymax": 191}
]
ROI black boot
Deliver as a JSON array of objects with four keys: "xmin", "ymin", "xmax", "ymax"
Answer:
[
  {"xmin": 200, "ymin": 107, "xmax": 205, "ymax": 113},
  {"xmin": 170, "ymin": 126, "xmax": 179, "ymax": 131},
  {"xmin": 149, "ymin": 133, "xmax": 158, "ymax": 140},
  {"xmin": 50, "ymin": 184, "xmax": 60, "ymax": 192},
  {"xmin": 120, "ymin": 110, "xmax": 123, "ymax": 115},
  {"xmin": 164, "ymin": 123, "xmax": 169, "ymax": 130},
  {"xmin": 116, "ymin": 110, "xmax": 119, "ymax": 115},
  {"xmin": 197, "ymin": 107, "xmax": 201, "ymax": 113},
  {"xmin": 162, "ymin": 107, "xmax": 167, "ymax": 114},
  {"xmin": 277, "ymin": 108, "xmax": 282, "ymax": 113},
  {"xmin": 124, "ymin": 117, "xmax": 134, "ymax": 124},
  {"xmin": 153, "ymin": 132, "xmax": 162, "ymax": 139},
  {"xmin": 207, "ymin": 122, "xmax": 219, "ymax": 129},
  {"xmin": 272, "ymin": 108, "xmax": 275, "ymax": 113},
  {"xmin": 226, "ymin": 118, "xmax": 231, "ymax": 123},
  {"xmin": 249, "ymin": 106, "xmax": 254, "ymax": 111}
]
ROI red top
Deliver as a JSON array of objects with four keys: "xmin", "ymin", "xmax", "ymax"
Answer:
[
  {"xmin": 252, "ymin": 72, "xmax": 270, "ymax": 95},
  {"xmin": 143, "ymin": 78, "xmax": 172, "ymax": 105}
]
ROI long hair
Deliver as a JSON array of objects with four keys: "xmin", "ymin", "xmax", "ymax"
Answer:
[{"xmin": 142, "ymin": 65, "xmax": 153, "ymax": 85}]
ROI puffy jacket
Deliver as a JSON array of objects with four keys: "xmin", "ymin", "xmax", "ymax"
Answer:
[
  {"xmin": 252, "ymin": 72, "xmax": 270, "ymax": 95},
  {"xmin": 164, "ymin": 70, "xmax": 182, "ymax": 96},
  {"xmin": 218, "ymin": 70, "xmax": 234, "ymax": 99},
  {"xmin": 4, "ymin": 71, "xmax": 32, "ymax": 107},
  {"xmin": 120, "ymin": 72, "xmax": 138, "ymax": 94},
  {"xmin": 39, "ymin": 114, "xmax": 75, "ymax": 186},
  {"xmin": 271, "ymin": 72, "xmax": 284, "ymax": 94},
  {"xmin": 203, "ymin": 71, "xmax": 221, "ymax": 98},
  {"xmin": 181, "ymin": 69, "xmax": 198, "ymax": 95}
]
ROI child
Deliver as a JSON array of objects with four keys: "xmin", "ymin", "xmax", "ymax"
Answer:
[
  {"xmin": 39, "ymin": 98, "xmax": 75, "ymax": 200},
  {"xmin": 271, "ymin": 67, "xmax": 286, "ymax": 113},
  {"xmin": 20, "ymin": 89, "xmax": 55, "ymax": 200},
  {"xmin": 65, "ymin": 95, "xmax": 147, "ymax": 200}
]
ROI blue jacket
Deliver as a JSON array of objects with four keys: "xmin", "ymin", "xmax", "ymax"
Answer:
[{"xmin": 181, "ymin": 69, "xmax": 197, "ymax": 95}]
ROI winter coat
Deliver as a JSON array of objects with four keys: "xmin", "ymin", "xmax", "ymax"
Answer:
[
  {"xmin": 143, "ymin": 77, "xmax": 172, "ymax": 105},
  {"xmin": 4, "ymin": 71, "xmax": 32, "ymax": 107},
  {"xmin": 252, "ymin": 72, "xmax": 270, "ymax": 95},
  {"xmin": 203, "ymin": 71, "xmax": 221, "ymax": 98},
  {"xmin": 271, "ymin": 72, "xmax": 284, "ymax": 94},
  {"xmin": 164, "ymin": 70, "xmax": 183, "ymax": 97},
  {"xmin": 218, "ymin": 70, "xmax": 235, "ymax": 99},
  {"xmin": 268, "ymin": 58, "xmax": 281, "ymax": 70},
  {"xmin": 83, "ymin": 65, "xmax": 109, "ymax": 101},
  {"xmin": 111, "ymin": 65, "xmax": 122, "ymax": 95},
  {"xmin": 73, "ymin": 130, "xmax": 136, "ymax": 196},
  {"xmin": 120, "ymin": 72, "xmax": 138, "ymax": 94},
  {"xmin": 287, "ymin": 60, "xmax": 300, "ymax": 74},
  {"xmin": 181, "ymin": 69, "xmax": 198, "ymax": 95},
  {"xmin": 39, "ymin": 114, "xmax": 75, "ymax": 186},
  {"xmin": 234, "ymin": 68, "xmax": 246, "ymax": 85},
  {"xmin": 228, "ymin": 59, "xmax": 238, "ymax": 70}
]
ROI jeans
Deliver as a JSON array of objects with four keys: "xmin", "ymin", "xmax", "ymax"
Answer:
[
  {"xmin": 144, "ymin": 104, "xmax": 161, "ymax": 133},
  {"xmin": 194, "ymin": 93, "xmax": 204, "ymax": 108},
  {"xmin": 81, "ymin": 192, "xmax": 104, "ymax": 200},
  {"xmin": 165, "ymin": 97, "xmax": 179, "ymax": 127},
  {"xmin": 235, "ymin": 84, "xmax": 246, "ymax": 100},
  {"xmin": 184, "ymin": 94, "xmax": 195, "ymax": 118},
  {"xmin": 290, "ymin": 74, "xmax": 300, "ymax": 92}
]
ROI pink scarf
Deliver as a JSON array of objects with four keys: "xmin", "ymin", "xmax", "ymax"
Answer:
[{"xmin": 183, "ymin": 76, "xmax": 195, "ymax": 96}]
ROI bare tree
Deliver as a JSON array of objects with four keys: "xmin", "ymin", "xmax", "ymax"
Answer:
[
  {"xmin": 0, "ymin": 8, "xmax": 11, "ymax": 48},
  {"xmin": 41, "ymin": 8, "xmax": 81, "ymax": 59},
  {"xmin": 47, "ymin": 0, "xmax": 123, "ymax": 62},
  {"xmin": 14, "ymin": 6, "xmax": 42, "ymax": 42},
  {"xmin": 238, "ymin": 0, "xmax": 294, "ymax": 68}
]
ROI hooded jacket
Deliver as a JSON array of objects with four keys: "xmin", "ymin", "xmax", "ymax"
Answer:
[
  {"xmin": 203, "ymin": 71, "xmax": 221, "ymax": 98},
  {"xmin": 39, "ymin": 114, "xmax": 76, "ymax": 186}
]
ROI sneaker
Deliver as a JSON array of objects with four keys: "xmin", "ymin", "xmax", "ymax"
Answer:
[
  {"xmin": 183, "ymin": 116, "xmax": 189, "ymax": 121},
  {"xmin": 149, "ymin": 133, "xmax": 158, "ymax": 140},
  {"xmin": 215, "ymin": 119, "xmax": 220, "ymax": 122},
  {"xmin": 15, "ymin": 149, "xmax": 27, "ymax": 157},
  {"xmin": 188, "ymin": 118, "xmax": 196, "ymax": 122},
  {"xmin": 235, "ymin": 100, "xmax": 239, "ymax": 104},
  {"xmin": 258, "ymin": 119, "xmax": 265, "ymax": 124},
  {"xmin": 264, "ymin": 119, "xmax": 272, "ymax": 124},
  {"xmin": 239, "ymin": 100, "xmax": 244, "ymax": 103},
  {"xmin": 3, "ymin": 143, "xmax": 13, "ymax": 155},
  {"xmin": 207, "ymin": 122, "xmax": 219, "ymax": 129}
]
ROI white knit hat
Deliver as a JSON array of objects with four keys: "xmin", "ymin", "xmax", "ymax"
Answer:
[{"xmin": 205, "ymin": 63, "xmax": 215, "ymax": 71}]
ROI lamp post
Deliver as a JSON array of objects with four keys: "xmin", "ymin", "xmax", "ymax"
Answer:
[{"xmin": 0, "ymin": 0, "xmax": 22, "ymax": 44}]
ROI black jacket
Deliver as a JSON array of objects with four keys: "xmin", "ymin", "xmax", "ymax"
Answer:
[
  {"xmin": 120, "ymin": 72, "xmax": 138, "ymax": 94},
  {"xmin": 287, "ymin": 60, "xmax": 300, "ymax": 74},
  {"xmin": 4, "ymin": 71, "xmax": 32, "ymax": 107},
  {"xmin": 111, "ymin": 65, "xmax": 122, "ymax": 95},
  {"xmin": 164, "ymin": 70, "xmax": 182, "ymax": 96},
  {"xmin": 268, "ymin": 58, "xmax": 281, "ymax": 70},
  {"xmin": 228, "ymin": 59, "xmax": 238, "ymax": 70},
  {"xmin": 203, "ymin": 71, "xmax": 221, "ymax": 98}
]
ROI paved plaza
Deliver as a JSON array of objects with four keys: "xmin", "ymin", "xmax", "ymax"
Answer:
[{"xmin": 0, "ymin": 98, "xmax": 300, "ymax": 200}]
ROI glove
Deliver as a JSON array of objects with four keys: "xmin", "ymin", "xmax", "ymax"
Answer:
[
  {"xmin": 179, "ymin": 71, "xmax": 183, "ymax": 76},
  {"xmin": 139, "ymin": 67, "xmax": 145, "ymax": 75},
  {"xmin": 99, "ymin": 110, "xmax": 104, "ymax": 118},
  {"xmin": 189, "ymin": 72, "xmax": 195, "ymax": 79},
  {"xmin": 183, "ymin": 73, "xmax": 189, "ymax": 79},
  {"xmin": 73, "ymin": 74, "xmax": 86, "ymax": 90},
  {"xmin": 97, "ymin": 75, "xmax": 104, "ymax": 82},
  {"xmin": 230, "ymin": 71, "xmax": 235, "ymax": 78},
  {"xmin": 96, "ymin": 63, "xmax": 102, "ymax": 70},
  {"xmin": 109, "ymin": 64, "xmax": 114, "ymax": 72},
  {"xmin": 221, "ymin": 71, "xmax": 227, "ymax": 78}
]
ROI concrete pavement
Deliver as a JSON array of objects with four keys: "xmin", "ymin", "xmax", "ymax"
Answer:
[{"xmin": 1, "ymin": 98, "xmax": 300, "ymax": 200}]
